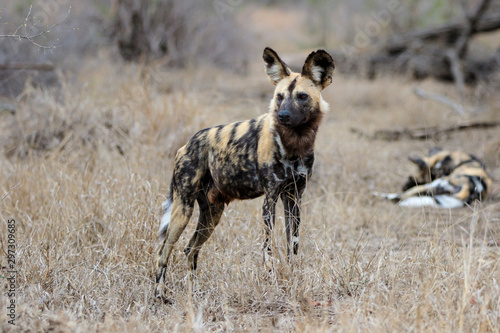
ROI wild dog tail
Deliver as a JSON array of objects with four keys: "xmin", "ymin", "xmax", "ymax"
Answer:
[{"xmin": 159, "ymin": 183, "xmax": 174, "ymax": 240}]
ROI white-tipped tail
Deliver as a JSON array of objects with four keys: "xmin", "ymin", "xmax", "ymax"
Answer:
[
  {"xmin": 159, "ymin": 198, "xmax": 173, "ymax": 240},
  {"xmin": 373, "ymin": 191, "xmax": 400, "ymax": 201}
]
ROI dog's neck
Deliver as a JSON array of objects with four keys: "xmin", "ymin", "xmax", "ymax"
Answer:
[{"xmin": 274, "ymin": 111, "xmax": 323, "ymax": 159}]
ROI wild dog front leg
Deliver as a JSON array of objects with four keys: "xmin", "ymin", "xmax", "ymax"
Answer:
[
  {"xmin": 262, "ymin": 193, "xmax": 278, "ymax": 264},
  {"xmin": 281, "ymin": 173, "xmax": 307, "ymax": 258},
  {"xmin": 281, "ymin": 191, "xmax": 301, "ymax": 258}
]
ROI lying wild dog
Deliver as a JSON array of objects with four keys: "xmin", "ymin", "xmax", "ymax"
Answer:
[
  {"xmin": 377, "ymin": 148, "xmax": 492, "ymax": 208},
  {"xmin": 155, "ymin": 48, "xmax": 335, "ymax": 299}
]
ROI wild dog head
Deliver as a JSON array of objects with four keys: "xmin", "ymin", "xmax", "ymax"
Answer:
[
  {"xmin": 402, "ymin": 148, "xmax": 484, "ymax": 191},
  {"xmin": 263, "ymin": 47, "xmax": 334, "ymax": 129}
]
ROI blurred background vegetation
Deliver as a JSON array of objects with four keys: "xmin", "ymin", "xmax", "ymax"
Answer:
[
  {"xmin": 1, "ymin": 0, "xmax": 499, "ymax": 96},
  {"xmin": 1, "ymin": 3, "xmax": 499, "ymax": 331}
]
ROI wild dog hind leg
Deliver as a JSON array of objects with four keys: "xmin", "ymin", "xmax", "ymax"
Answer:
[
  {"xmin": 183, "ymin": 191, "xmax": 224, "ymax": 291},
  {"xmin": 155, "ymin": 194, "xmax": 195, "ymax": 300},
  {"xmin": 262, "ymin": 192, "xmax": 278, "ymax": 269}
]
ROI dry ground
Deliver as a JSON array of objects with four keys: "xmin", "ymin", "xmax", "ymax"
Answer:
[{"xmin": 1, "ymin": 49, "xmax": 500, "ymax": 332}]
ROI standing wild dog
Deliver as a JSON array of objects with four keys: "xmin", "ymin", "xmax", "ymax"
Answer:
[
  {"xmin": 155, "ymin": 47, "xmax": 334, "ymax": 299},
  {"xmin": 378, "ymin": 148, "xmax": 492, "ymax": 208}
]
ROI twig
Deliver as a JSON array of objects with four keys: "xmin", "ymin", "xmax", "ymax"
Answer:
[
  {"xmin": 0, "ymin": 183, "xmax": 20, "ymax": 203},
  {"xmin": 413, "ymin": 87, "xmax": 467, "ymax": 115},
  {"xmin": 0, "ymin": 5, "xmax": 72, "ymax": 50}
]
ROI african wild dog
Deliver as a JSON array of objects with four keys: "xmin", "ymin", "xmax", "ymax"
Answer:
[
  {"xmin": 155, "ymin": 48, "xmax": 334, "ymax": 299},
  {"xmin": 378, "ymin": 148, "xmax": 492, "ymax": 208}
]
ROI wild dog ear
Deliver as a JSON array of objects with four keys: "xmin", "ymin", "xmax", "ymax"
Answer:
[
  {"xmin": 409, "ymin": 157, "xmax": 427, "ymax": 170},
  {"xmin": 263, "ymin": 47, "xmax": 291, "ymax": 85},
  {"xmin": 301, "ymin": 50, "xmax": 335, "ymax": 90}
]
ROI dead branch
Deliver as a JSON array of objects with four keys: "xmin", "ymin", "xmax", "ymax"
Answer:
[
  {"xmin": 413, "ymin": 87, "xmax": 467, "ymax": 115},
  {"xmin": 457, "ymin": 0, "xmax": 491, "ymax": 57},
  {"xmin": 351, "ymin": 121, "xmax": 500, "ymax": 141},
  {"xmin": 365, "ymin": 2, "xmax": 500, "ymax": 85},
  {"xmin": 384, "ymin": 13, "xmax": 500, "ymax": 54},
  {"xmin": 447, "ymin": 0, "xmax": 492, "ymax": 95}
]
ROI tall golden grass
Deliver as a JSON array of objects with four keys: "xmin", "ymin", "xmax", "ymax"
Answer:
[{"xmin": 1, "ymin": 50, "xmax": 499, "ymax": 332}]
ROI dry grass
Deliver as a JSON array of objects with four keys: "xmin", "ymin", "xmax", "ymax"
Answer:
[{"xmin": 1, "ymin": 49, "xmax": 500, "ymax": 332}]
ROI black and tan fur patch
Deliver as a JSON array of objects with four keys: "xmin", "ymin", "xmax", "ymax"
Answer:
[
  {"xmin": 155, "ymin": 47, "xmax": 335, "ymax": 300},
  {"xmin": 378, "ymin": 148, "xmax": 492, "ymax": 208}
]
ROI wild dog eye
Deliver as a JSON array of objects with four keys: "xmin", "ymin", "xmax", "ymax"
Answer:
[
  {"xmin": 297, "ymin": 93, "xmax": 308, "ymax": 100},
  {"xmin": 276, "ymin": 93, "xmax": 284, "ymax": 102}
]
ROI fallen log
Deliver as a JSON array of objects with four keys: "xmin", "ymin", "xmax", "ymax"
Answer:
[
  {"xmin": 384, "ymin": 13, "xmax": 500, "ymax": 54},
  {"xmin": 351, "ymin": 121, "xmax": 500, "ymax": 141},
  {"xmin": 0, "ymin": 63, "xmax": 54, "ymax": 71},
  {"xmin": 367, "ymin": 1, "xmax": 500, "ymax": 88}
]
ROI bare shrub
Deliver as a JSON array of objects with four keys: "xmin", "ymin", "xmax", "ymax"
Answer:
[
  {"xmin": 110, "ymin": 0, "xmax": 248, "ymax": 69},
  {"xmin": 0, "ymin": 1, "xmax": 107, "ymax": 96}
]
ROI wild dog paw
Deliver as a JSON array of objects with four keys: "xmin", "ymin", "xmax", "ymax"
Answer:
[
  {"xmin": 263, "ymin": 251, "xmax": 280, "ymax": 273},
  {"xmin": 186, "ymin": 272, "xmax": 200, "ymax": 293},
  {"xmin": 154, "ymin": 284, "xmax": 173, "ymax": 305}
]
